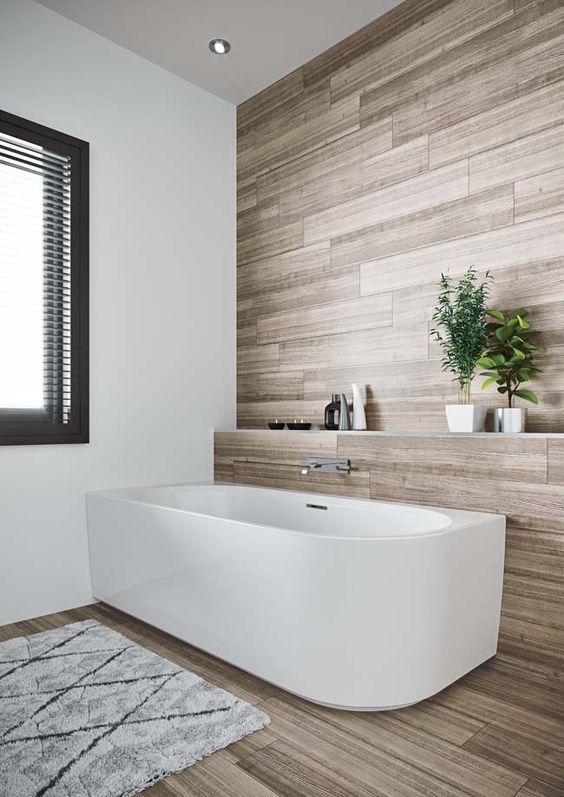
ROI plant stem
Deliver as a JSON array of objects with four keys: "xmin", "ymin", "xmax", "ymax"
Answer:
[{"xmin": 458, "ymin": 382, "xmax": 472, "ymax": 405}]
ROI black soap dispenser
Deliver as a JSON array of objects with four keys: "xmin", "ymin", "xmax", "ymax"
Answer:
[{"xmin": 324, "ymin": 394, "xmax": 341, "ymax": 430}]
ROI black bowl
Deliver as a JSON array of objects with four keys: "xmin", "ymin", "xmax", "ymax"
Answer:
[
  {"xmin": 268, "ymin": 422, "xmax": 286, "ymax": 430},
  {"xmin": 287, "ymin": 422, "xmax": 312, "ymax": 430}
]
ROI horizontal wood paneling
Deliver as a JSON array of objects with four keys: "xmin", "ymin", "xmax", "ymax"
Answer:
[
  {"xmin": 429, "ymin": 79, "xmax": 564, "ymax": 168},
  {"xmin": 330, "ymin": 185, "xmax": 514, "ymax": 268},
  {"xmin": 304, "ymin": 159, "xmax": 469, "ymax": 245},
  {"xmin": 360, "ymin": 213, "xmax": 564, "ymax": 295},
  {"xmin": 515, "ymin": 166, "xmax": 564, "ymax": 223},
  {"xmin": 238, "ymin": 0, "xmax": 564, "ymax": 433},
  {"xmin": 256, "ymin": 293, "xmax": 392, "ymax": 345},
  {"xmin": 469, "ymin": 123, "xmax": 564, "ymax": 194},
  {"xmin": 215, "ymin": 430, "xmax": 564, "ymax": 680}
]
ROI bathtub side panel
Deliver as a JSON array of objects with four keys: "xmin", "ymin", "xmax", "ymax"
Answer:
[{"xmin": 86, "ymin": 494, "xmax": 505, "ymax": 709}]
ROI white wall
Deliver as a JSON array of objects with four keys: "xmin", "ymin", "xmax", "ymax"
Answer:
[{"xmin": 0, "ymin": 0, "xmax": 236, "ymax": 624}]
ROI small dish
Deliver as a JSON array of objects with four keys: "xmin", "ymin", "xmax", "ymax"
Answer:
[
  {"xmin": 268, "ymin": 422, "xmax": 286, "ymax": 430},
  {"xmin": 287, "ymin": 422, "xmax": 312, "ymax": 430}
]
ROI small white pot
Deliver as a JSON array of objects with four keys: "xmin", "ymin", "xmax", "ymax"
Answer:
[
  {"xmin": 445, "ymin": 404, "xmax": 487, "ymax": 433},
  {"xmin": 494, "ymin": 407, "xmax": 526, "ymax": 433}
]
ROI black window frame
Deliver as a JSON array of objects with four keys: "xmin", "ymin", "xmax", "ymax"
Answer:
[{"xmin": 0, "ymin": 110, "xmax": 89, "ymax": 445}]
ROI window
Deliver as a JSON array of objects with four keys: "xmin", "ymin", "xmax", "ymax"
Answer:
[{"xmin": 0, "ymin": 110, "xmax": 88, "ymax": 444}]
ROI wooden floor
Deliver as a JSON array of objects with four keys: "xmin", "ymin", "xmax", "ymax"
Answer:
[{"xmin": 2, "ymin": 604, "xmax": 563, "ymax": 797}]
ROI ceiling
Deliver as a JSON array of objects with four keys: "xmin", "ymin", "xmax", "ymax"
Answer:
[{"xmin": 35, "ymin": 0, "xmax": 403, "ymax": 104}]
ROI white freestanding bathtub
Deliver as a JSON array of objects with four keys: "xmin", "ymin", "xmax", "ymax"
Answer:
[{"xmin": 86, "ymin": 483, "xmax": 505, "ymax": 711}]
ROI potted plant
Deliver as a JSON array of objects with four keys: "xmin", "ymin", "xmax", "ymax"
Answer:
[
  {"xmin": 478, "ymin": 308, "xmax": 540, "ymax": 433},
  {"xmin": 431, "ymin": 268, "xmax": 492, "ymax": 432}
]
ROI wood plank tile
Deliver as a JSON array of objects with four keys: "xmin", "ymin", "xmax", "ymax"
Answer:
[
  {"xmin": 304, "ymin": 159, "xmax": 468, "ymax": 246},
  {"xmin": 331, "ymin": 185, "xmax": 514, "ymax": 269},
  {"xmin": 239, "ymin": 738, "xmax": 382, "ymax": 797},
  {"xmin": 237, "ymin": 221, "xmax": 304, "ymax": 267},
  {"xmin": 515, "ymin": 166, "xmax": 564, "ymax": 223},
  {"xmin": 238, "ymin": 243, "xmax": 330, "ymax": 296},
  {"xmin": 238, "ymin": 344, "xmax": 279, "ymax": 375},
  {"xmin": 361, "ymin": 135, "xmax": 428, "ymax": 194},
  {"xmin": 238, "ymin": 95, "xmax": 360, "ymax": 183},
  {"xmin": 214, "ymin": 430, "xmax": 337, "ymax": 466},
  {"xmin": 237, "ymin": 68, "xmax": 304, "ymax": 136},
  {"xmin": 302, "ymin": 0, "xmax": 455, "ymax": 89},
  {"xmin": 237, "ymin": 371, "xmax": 304, "ymax": 402},
  {"xmin": 429, "ymin": 79, "xmax": 564, "ymax": 168},
  {"xmin": 392, "ymin": 257, "xmax": 564, "ymax": 327},
  {"xmin": 271, "ymin": 695, "xmax": 529, "ymax": 797},
  {"xmin": 303, "ymin": 359, "xmax": 449, "ymax": 402},
  {"xmin": 431, "ymin": 679, "xmax": 564, "ymax": 750},
  {"xmin": 360, "ymin": 212, "xmax": 564, "ymax": 295},
  {"xmin": 330, "ymin": 0, "xmax": 513, "ymax": 106},
  {"xmin": 236, "ymin": 401, "xmax": 327, "ymax": 430},
  {"xmin": 470, "ymin": 124, "xmax": 564, "ymax": 194},
  {"xmin": 256, "ymin": 293, "xmax": 392, "ymax": 345},
  {"xmin": 338, "ymin": 434, "xmax": 548, "ymax": 483},
  {"xmin": 239, "ymin": 265, "xmax": 359, "ymax": 325},
  {"xmin": 391, "ymin": 5, "xmax": 564, "ymax": 145},
  {"xmin": 220, "ymin": 728, "xmax": 279, "ymax": 765},
  {"xmin": 548, "ymin": 439, "xmax": 564, "ymax": 483},
  {"xmin": 463, "ymin": 724, "xmax": 564, "ymax": 789},
  {"xmin": 233, "ymin": 461, "xmax": 371, "ymax": 498},
  {"xmin": 146, "ymin": 753, "xmax": 280, "ymax": 797},
  {"xmin": 256, "ymin": 117, "xmax": 392, "ymax": 207},
  {"xmin": 279, "ymin": 324, "xmax": 428, "ymax": 372},
  {"xmin": 260, "ymin": 696, "xmax": 478, "ymax": 797},
  {"xmin": 369, "ymin": 468, "xmax": 564, "ymax": 532},
  {"xmin": 516, "ymin": 781, "xmax": 564, "ymax": 797}
]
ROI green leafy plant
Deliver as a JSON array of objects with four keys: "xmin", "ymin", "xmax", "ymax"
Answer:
[
  {"xmin": 478, "ymin": 308, "xmax": 540, "ymax": 408},
  {"xmin": 431, "ymin": 268, "xmax": 492, "ymax": 404}
]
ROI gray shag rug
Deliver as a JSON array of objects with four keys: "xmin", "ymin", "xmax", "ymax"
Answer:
[{"xmin": 0, "ymin": 619, "xmax": 270, "ymax": 797}]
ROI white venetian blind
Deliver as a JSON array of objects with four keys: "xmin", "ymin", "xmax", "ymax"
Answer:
[{"xmin": 0, "ymin": 131, "xmax": 71, "ymax": 421}]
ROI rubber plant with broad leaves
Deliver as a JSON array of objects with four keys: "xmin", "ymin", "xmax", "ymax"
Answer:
[
  {"xmin": 431, "ymin": 267, "xmax": 492, "ymax": 404},
  {"xmin": 478, "ymin": 308, "xmax": 540, "ymax": 408}
]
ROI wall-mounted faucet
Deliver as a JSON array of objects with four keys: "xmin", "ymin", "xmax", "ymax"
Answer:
[{"xmin": 301, "ymin": 458, "xmax": 351, "ymax": 475}]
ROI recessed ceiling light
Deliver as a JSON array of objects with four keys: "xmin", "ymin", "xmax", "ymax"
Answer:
[{"xmin": 209, "ymin": 38, "xmax": 231, "ymax": 55}]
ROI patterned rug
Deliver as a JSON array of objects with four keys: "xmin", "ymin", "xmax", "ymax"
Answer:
[{"xmin": 0, "ymin": 619, "xmax": 269, "ymax": 797}]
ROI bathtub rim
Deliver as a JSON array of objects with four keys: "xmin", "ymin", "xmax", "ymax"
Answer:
[{"xmin": 86, "ymin": 481, "xmax": 505, "ymax": 542}]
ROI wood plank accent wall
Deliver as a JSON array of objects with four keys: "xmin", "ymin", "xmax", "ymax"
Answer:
[
  {"xmin": 237, "ymin": 0, "xmax": 564, "ymax": 432},
  {"xmin": 214, "ymin": 431, "xmax": 564, "ymax": 680}
]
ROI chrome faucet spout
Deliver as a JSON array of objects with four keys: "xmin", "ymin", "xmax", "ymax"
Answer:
[{"xmin": 301, "ymin": 458, "xmax": 351, "ymax": 475}]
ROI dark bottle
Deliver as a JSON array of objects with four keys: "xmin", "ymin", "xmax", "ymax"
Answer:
[{"xmin": 324, "ymin": 394, "xmax": 341, "ymax": 430}]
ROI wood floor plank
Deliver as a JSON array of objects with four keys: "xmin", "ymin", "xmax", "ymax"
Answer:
[
  {"xmin": 516, "ymin": 780, "xmax": 564, "ymax": 797},
  {"xmin": 463, "ymin": 724, "xmax": 564, "ymax": 789},
  {"xmin": 239, "ymin": 738, "xmax": 383, "ymax": 797},
  {"xmin": 265, "ymin": 695, "xmax": 528, "ymax": 797},
  {"xmin": 258, "ymin": 696, "xmax": 476, "ymax": 797},
  {"xmin": 2, "ymin": 604, "xmax": 560, "ymax": 797},
  {"xmin": 145, "ymin": 753, "xmax": 280, "ymax": 797}
]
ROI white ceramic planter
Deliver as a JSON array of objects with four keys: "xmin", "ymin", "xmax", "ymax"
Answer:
[
  {"xmin": 445, "ymin": 404, "xmax": 487, "ymax": 433},
  {"xmin": 494, "ymin": 407, "xmax": 526, "ymax": 433}
]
